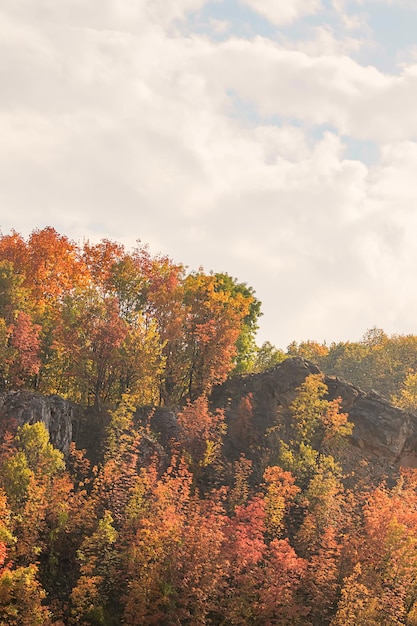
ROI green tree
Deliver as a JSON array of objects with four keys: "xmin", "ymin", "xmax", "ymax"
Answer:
[
  {"xmin": 252, "ymin": 341, "xmax": 286, "ymax": 372},
  {"xmin": 213, "ymin": 273, "xmax": 262, "ymax": 374}
]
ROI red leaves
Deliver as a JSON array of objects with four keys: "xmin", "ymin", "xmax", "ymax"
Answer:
[
  {"xmin": 178, "ymin": 396, "xmax": 225, "ymax": 451},
  {"xmin": 9, "ymin": 311, "xmax": 41, "ymax": 386},
  {"xmin": 0, "ymin": 543, "xmax": 6, "ymax": 570},
  {"xmin": 225, "ymin": 497, "xmax": 267, "ymax": 569},
  {"xmin": 0, "ymin": 228, "xmax": 255, "ymax": 407},
  {"xmin": 259, "ymin": 538, "xmax": 308, "ymax": 624}
]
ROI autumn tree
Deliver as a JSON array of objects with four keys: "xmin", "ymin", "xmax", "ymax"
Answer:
[
  {"xmin": 257, "ymin": 538, "xmax": 308, "ymax": 625},
  {"xmin": 0, "ymin": 563, "xmax": 52, "ymax": 626},
  {"xmin": 92, "ymin": 394, "xmax": 142, "ymax": 527},
  {"xmin": 263, "ymin": 465, "xmax": 300, "ymax": 539},
  {"xmin": 177, "ymin": 395, "xmax": 226, "ymax": 489},
  {"xmin": 0, "ymin": 231, "xmax": 28, "ymax": 279},
  {"xmin": 330, "ymin": 563, "xmax": 381, "ymax": 626},
  {"xmin": 8, "ymin": 312, "xmax": 42, "ymax": 389},
  {"xmin": 24, "ymin": 227, "xmax": 90, "ymax": 308},
  {"xmin": 0, "ymin": 423, "xmax": 66, "ymax": 564},
  {"xmin": 355, "ymin": 484, "xmax": 417, "ymax": 623},
  {"xmin": 82, "ymin": 239, "xmax": 125, "ymax": 294},
  {"xmin": 321, "ymin": 328, "xmax": 417, "ymax": 400},
  {"xmin": 52, "ymin": 291, "xmax": 127, "ymax": 405},
  {"xmin": 288, "ymin": 374, "xmax": 352, "ymax": 450},
  {"xmin": 70, "ymin": 511, "xmax": 118, "ymax": 626},
  {"xmin": 213, "ymin": 272, "xmax": 262, "ymax": 374},
  {"xmin": 227, "ymin": 393, "xmax": 259, "ymax": 459},
  {"xmin": 252, "ymin": 340, "xmax": 286, "ymax": 372},
  {"xmin": 118, "ymin": 314, "xmax": 165, "ymax": 406},
  {"xmin": 287, "ymin": 340, "xmax": 329, "ymax": 369},
  {"xmin": 219, "ymin": 496, "xmax": 268, "ymax": 623},
  {"xmin": 228, "ymin": 454, "xmax": 253, "ymax": 512},
  {"xmin": 391, "ymin": 369, "xmax": 417, "ymax": 412},
  {"xmin": 278, "ymin": 375, "xmax": 352, "ymax": 494},
  {"xmin": 180, "ymin": 272, "xmax": 252, "ymax": 401},
  {"xmin": 122, "ymin": 476, "xmax": 228, "ymax": 626}
]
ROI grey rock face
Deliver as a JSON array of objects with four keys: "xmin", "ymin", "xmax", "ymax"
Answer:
[
  {"xmin": 211, "ymin": 357, "xmax": 417, "ymax": 466},
  {"xmin": 0, "ymin": 391, "xmax": 73, "ymax": 454},
  {"xmin": 135, "ymin": 406, "xmax": 180, "ymax": 449},
  {"xmin": 324, "ymin": 377, "xmax": 414, "ymax": 461}
]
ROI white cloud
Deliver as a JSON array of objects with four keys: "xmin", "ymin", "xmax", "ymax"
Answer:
[
  {"xmin": 354, "ymin": 0, "xmax": 417, "ymax": 8},
  {"xmin": 1, "ymin": 0, "xmax": 417, "ymax": 349},
  {"xmin": 208, "ymin": 18, "xmax": 230, "ymax": 34},
  {"xmin": 282, "ymin": 25, "xmax": 363, "ymax": 57},
  {"xmin": 191, "ymin": 37, "xmax": 417, "ymax": 142},
  {"xmin": 332, "ymin": 0, "xmax": 366, "ymax": 30},
  {"xmin": 241, "ymin": 0, "xmax": 323, "ymax": 26}
]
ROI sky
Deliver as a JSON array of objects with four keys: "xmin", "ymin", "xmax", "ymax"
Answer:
[{"xmin": 1, "ymin": 0, "xmax": 417, "ymax": 350}]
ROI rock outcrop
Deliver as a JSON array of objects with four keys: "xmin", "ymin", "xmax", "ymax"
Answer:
[
  {"xmin": 210, "ymin": 357, "xmax": 417, "ymax": 467},
  {"xmin": 0, "ymin": 391, "xmax": 74, "ymax": 454},
  {"xmin": 135, "ymin": 407, "xmax": 180, "ymax": 450},
  {"xmin": 2, "ymin": 357, "xmax": 417, "ymax": 471}
]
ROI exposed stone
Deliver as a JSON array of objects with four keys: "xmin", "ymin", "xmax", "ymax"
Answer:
[
  {"xmin": 137, "ymin": 432, "xmax": 169, "ymax": 473},
  {"xmin": 2, "ymin": 357, "xmax": 417, "ymax": 472},
  {"xmin": 210, "ymin": 357, "xmax": 417, "ymax": 467},
  {"xmin": 135, "ymin": 406, "xmax": 180, "ymax": 450},
  {"xmin": 0, "ymin": 390, "xmax": 74, "ymax": 454}
]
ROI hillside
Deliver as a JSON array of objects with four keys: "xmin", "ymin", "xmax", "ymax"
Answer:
[
  {"xmin": 1, "ymin": 359, "xmax": 417, "ymax": 623},
  {"xmin": 2, "ymin": 228, "xmax": 417, "ymax": 624}
]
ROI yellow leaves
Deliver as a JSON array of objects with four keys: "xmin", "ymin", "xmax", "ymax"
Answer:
[
  {"xmin": 391, "ymin": 369, "xmax": 417, "ymax": 413},
  {"xmin": 1, "ymin": 452, "xmax": 33, "ymax": 509},
  {"xmin": 330, "ymin": 563, "xmax": 383, "ymax": 626},
  {"xmin": 321, "ymin": 398, "xmax": 353, "ymax": 448},
  {"xmin": 290, "ymin": 374, "xmax": 329, "ymax": 444},
  {"xmin": 119, "ymin": 314, "xmax": 166, "ymax": 406},
  {"xmin": 0, "ymin": 563, "xmax": 50, "ymax": 626},
  {"xmin": 290, "ymin": 374, "xmax": 353, "ymax": 450},
  {"xmin": 200, "ymin": 439, "xmax": 220, "ymax": 468},
  {"xmin": 263, "ymin": 467, "xmax": 300, "ymax": 538}
]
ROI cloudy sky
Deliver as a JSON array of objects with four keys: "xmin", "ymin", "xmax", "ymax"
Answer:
[{"xmin": 2, "ymin": 0, "xmax": 417, "ymax": 349}]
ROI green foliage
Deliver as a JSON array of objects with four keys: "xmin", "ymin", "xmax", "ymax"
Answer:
[
  {"xmin": 252, "ymin": 341, "xmax": 287, "ymax": 372},
  {"xmin": 16, "ymin": 422, "xmax": 65, "ymax": 476},
  {"xmin": 214, "ymin": 272, "xmax": 262, "ymax": 375},
  {"xmin": 279, "ymin": 441, "xmax": 319, "ymax": 489},
  {"xmin": 0, "ymin": 452, "xmax": 33, "ymax": 509},
  {"xmin": 391, "ymin": 369, "xmax": 417, "ymax": 412}
]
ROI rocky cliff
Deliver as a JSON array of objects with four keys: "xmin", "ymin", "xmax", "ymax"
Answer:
[
  {"xmin": 210, "ymin": 357, "xmax": 417, "ymax": 469},
  {"xmin": 0, "ymin": 391, "xmax": 74, "ymax": 454},
  {"xmin": 2, "ymin": 357, "xmax": 417, "ymax": 472}
]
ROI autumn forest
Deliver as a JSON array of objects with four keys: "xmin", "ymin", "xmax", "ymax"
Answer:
[{"xmin": 2, "ymin": 227, "xmax": 417, "ymax": 625}]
